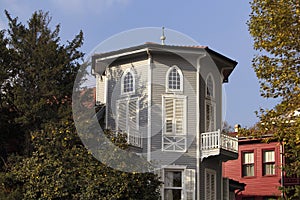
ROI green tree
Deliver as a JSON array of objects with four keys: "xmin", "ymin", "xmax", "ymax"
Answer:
[
  {"xmin": 248, "ymin": 0, "xmax": 300, "ymax": 198},
  {"xmin": 0, "ymin": 122, "xmax": 161, "ymax": 200},
  {"xmin": 0, "ymin": 10, "xmax": 84, "ymax": 155},
  {"xmin": 4, "ymin": 10, "xmax": 84, "ymax": 128},
  {"xmin": 0, "ymin": 10, "xmax": 161, "ymax": 199}
]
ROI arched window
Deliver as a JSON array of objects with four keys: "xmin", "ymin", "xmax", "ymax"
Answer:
[
  {"xmin": 166, "ymin": 66, "xmax": 183, "ymax": 92},
  {"xmin": 206, "ymin": 74, "xmax": 215, "ymax": 98},
  {"xmin": 121, "ymin": 69, "xmax": 135, "ymax": 95}
]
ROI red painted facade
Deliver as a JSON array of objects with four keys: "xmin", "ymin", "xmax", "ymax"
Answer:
[{"xmin": 223, "ymin": 138, "xmax": 282, "ymax": 199}]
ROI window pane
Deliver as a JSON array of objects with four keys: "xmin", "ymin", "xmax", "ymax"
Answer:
[
  {"xmin": 164, "ymin": 189, "xmax": 182, "ymax": 200},
  {"xmin": 243, "ymin": 152, "xmax": 254, "ymax": 164},
  {"xmin": 164, "ymin": 171, "xmax": 182, "ymax": 187},
  {"xmin": 264, "ymin": 163, "xmax": 275, "ymax": 175},
  {"xmin": 243, "ymin": 164, "xmax": 254, "ymax": 176},
  {"xmin": 263, "ymin": 150, "xmax": 275, "ymax": 162},
  {"xmin": 206, "ymin": 102, "xmax": 215, "ymax": 132},
  {"xmin": 206, "ymin": 76, "xmax": 214, "ymax": 97},
  {"xmin": 168, "ymin": 67, "xmax": 181, "ymax": 91},
  {"xmin": 123, "ymin": 72, "xmax": 133, "ymax": 93},
  {"xmin": 242, "ymin": 152, "xmax": 254, "ymax": 177},
  {"xmin": 173, "ymin": 171, "xmax": 182, "ymax": 187},
  {"xmin": 263, "ymin": 150, "xmax": 275, "ymax": 175}
]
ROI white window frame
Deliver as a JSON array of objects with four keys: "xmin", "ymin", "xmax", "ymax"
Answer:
[
  {"xmin": 242, "ymin": 151, "xmax": 255, "ymax": 177},
  {"xmin": 121, "ymin": 68, "xmax": 135, "ymax": 95},
  {"xmin": 162, "ymin": 95, "xmax": 187, "ymax": 152},
  {"xmin": 206, "ymin": 73, "xmax": 215, "ymax": 99},
  {"xmin": 116, "ymin": 97, "xmax": 140, "ymax": 147},
  {"xmin": 205, "ymin": 168, "xmax": 217, "ymax": 200},
  {"xmin": 262, "ymin": 149, "xmax": 275, "ymax": 176},
  {"xmin": 166, "ymin": 65, "xmax": 184, "ymax": 93},
  {"xmin": 162, "ymin": 166, "xmax": 186, "ymax": 200},
  {"xmin": 205, "ymin": 100, "xmax": 216, "ymax": 132}
]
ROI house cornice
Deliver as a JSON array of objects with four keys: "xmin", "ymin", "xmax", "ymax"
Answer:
[{"xmin": 92, "ymin": 43, "xmax": 238, "ymax": 82}]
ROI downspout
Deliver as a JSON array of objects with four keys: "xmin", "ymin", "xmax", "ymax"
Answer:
[
  {"xmin": 147, "ymin": 49, "xmax": 152, "ymax": 162},
  {"xmin": 196, "ymin": 53, "xmax": 206, "ymax": 200},
  {"xmin": 280, "ymin": 141, "xmax": 285, "ymax": 198},
  {"xmin": 105, "ymin": 68, "xmax": 109, "ymax": 129}
]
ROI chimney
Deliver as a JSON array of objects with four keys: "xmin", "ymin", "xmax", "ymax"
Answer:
[{"xmin": 234, "ymin": 124, "xmax": 241, "ymax": 133}]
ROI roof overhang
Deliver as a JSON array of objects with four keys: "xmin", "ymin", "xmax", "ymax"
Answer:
[{"xmin": 92, "ymin": 43, "xmax": 238, "ymax": 82}]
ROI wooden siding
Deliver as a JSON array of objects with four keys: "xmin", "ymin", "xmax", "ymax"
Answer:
[
  {"xmin": 198, "ymin": 55, "xmax": 225, "ymax": 200},
  {"xmin": 100, "ymin": 48, "xmax": 234, "ymax": 200},
  {"xmin": 150, "ymin": 53, "xmax": 197, "ymax": 168},
  {"xmin": 200, "ymin": 157, "xmax": 223, "ymax": 200},
  {"xmin": 199, "ymin": 56, "xmax": 223, "ymax": 133},
  {"xmin": 95, "ymin": 74, "xmax": 106, "ymax": 104},
  {"xmin": 106, "ymin": 59, "xmax": 149, "ymax": 152},
  {"xmin": 223, "ymin": 140, "xmax": 282, "ymax": 199}
]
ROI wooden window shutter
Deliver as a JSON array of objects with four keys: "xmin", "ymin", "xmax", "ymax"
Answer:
[
  {"xmin": 117, "ymin": 101, "xmax": 127, "ymax": 132},
  {"xmin": 205, "ymin": 169, "xmax": 216, "ymax": 200},
  {"xmin": 223, "ymin": 178, "xmax": 229, "ymax": 200},
  {"xmin": 185, "ymin": 169, "xmax": 195, "ymax": 200},
  {"xmin": 165, "ymin": 97, "xmax": 174, "ymax": 133},
  {"xmin": 211, "ymin": 172, "xmax": 216, "ymax": 200},
  {"xmin": 175, "ymin": 99, "xmax": 184, "ymax": 134},
  {"xmin": 128, "ymin": 99, "xmax": 138, "ymax": 133}
]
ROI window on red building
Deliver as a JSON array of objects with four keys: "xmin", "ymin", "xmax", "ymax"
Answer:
[
  {"xmin": 242, "ymin": 197, "xmax": 254, "ymax": 200},
  {"xmin": 242, "ymin": 151, "xmax": 254, "ymax": 177},
  {"xmin": 263, "ymin": 197, "xmax": 277, "ymax": 200},
  {"xmin": 263, "ymin": 150, "xmax": 275, "ymax": 176}
]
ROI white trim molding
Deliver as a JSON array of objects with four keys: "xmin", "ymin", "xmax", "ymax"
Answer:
[
  {"xmin": 162, "ymin": 94, "xmax": 187, "ymax": 152},
  {"xmin": 116, "ymin": 97, "xmax": 141, "ymax": 147},
  {"xmin": 166, "ymin": 65, "xmax": 184, "ymax": 93},
  {"xmin": 121, "ymin": 68, "xmax": 136, "ymax": 96}
]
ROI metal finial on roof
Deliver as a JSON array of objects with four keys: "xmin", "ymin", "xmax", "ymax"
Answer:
[{"xmin": 160, "ymin": 27, "xmax": 166, "ymax": 45}]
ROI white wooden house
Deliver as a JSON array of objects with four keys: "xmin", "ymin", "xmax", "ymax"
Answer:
[{"xmin": 92, "ymin": 42, "xmax": 238, "ymax": 200}]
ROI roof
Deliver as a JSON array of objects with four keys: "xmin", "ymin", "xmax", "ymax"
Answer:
[
  {"xmin": 92, "ymin": 42, "xmax": 238, "ymax": 83},
  {"xmin": 229, "ymin": 179, "xmax": 246, "ymax": 191},
  {"xmin": 93, "ymin": 42, "xmax": 236, "ymax": 63}
]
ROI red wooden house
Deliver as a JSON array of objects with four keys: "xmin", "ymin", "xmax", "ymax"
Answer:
[{"xmin": 223, "ymin": 134, "xmax": 283, "ymax": 200}]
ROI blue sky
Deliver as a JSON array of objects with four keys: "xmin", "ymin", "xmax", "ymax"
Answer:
[{"xmin": 0, "ymin": 0, "xmax": 279, "ymax": 128}]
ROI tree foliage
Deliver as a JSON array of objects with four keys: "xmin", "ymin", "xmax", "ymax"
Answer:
[
  {"xmin": 248, "ymin": 0, "xmax": 300, "ymax": 198},
  {"xmin": 0, "ymin": 123, "xmax": 161, "ymax": 200},
  {"xmin": 4, "ymin": 10, "xmax": 84, "ymax": 129},
  {"xmin": 1, "ymin": 10, "xmax": 85, "ymax": 157},
  {"xmin": 0, "ymin": 10, "xmax": 161, "ymax": 199}
]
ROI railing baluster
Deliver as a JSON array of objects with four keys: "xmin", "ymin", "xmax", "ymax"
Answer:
[{"xmin": 201, "ymin": 130, "xmax": 238, "ymax": 152}]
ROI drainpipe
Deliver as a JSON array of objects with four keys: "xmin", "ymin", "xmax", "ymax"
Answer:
[
  {"xmin": 147, "ymin": 49, "xmax": 152, "ymax": 162},
  {"xmin": 196, "ymin": 53, "xmax": 206, "ymax": 200},
  {"xmin": 280, "ymin": 141, "xmax": 285, "ymax": 198}
]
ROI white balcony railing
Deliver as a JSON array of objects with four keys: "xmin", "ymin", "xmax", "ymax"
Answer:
[
  {"xmin": 128, "ymin": 132, "xmax": 142, "ymax": 148},
  {"xmin": 201, "ymin": 130, "xmax": 238, "ymax": 153},
  {"xmin": 112, "ymin": 130, "xmax": 142, "ymax": 148}
]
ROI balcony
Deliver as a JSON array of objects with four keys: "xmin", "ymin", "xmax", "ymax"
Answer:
[
  {"xmin": 111, "ymin": 130, "xmax": 142, "ymax": 148},
  {"xmin": 201, "ymin": 130, "xmax": 238, "ymax": 161},
  {"xmin": 128, "ymin": 132, "xmax": 142, "ymax": 148}
]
